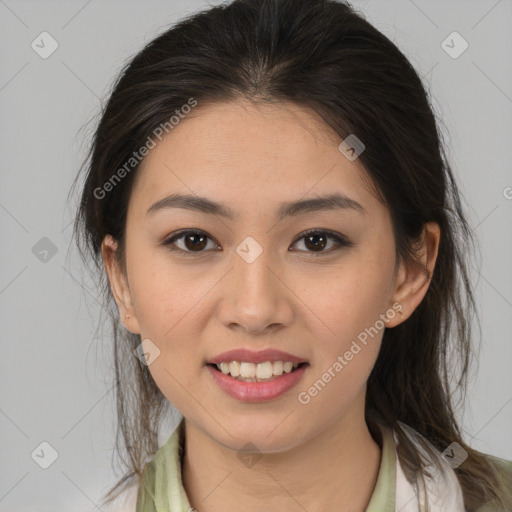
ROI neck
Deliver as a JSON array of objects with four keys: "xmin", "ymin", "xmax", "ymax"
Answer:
[{"xmin": 182, "ymin": 404, "xmax": 381, "ymax": 512}]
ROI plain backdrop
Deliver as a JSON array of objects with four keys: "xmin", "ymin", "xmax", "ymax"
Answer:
[{"xmin": 1, "ymin": 0, "xmax": 511, "ymax": 510}]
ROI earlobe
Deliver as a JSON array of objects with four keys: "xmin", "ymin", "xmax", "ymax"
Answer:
[
  {"xmin": 101, "ymin": 234, "xmax": 141, "ymax": 334},
  {"xmin": 386, "ymin": 222, "xmax": 441, "ymax": 328}
]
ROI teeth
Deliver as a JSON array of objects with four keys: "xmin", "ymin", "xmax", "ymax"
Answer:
[
  {"xmin": 256, "ymin": 361, "xmax": 273, "ymax": 379},
  {"xmin": 273, "ymin": 361, "xmax": 284, "ymax": 375},
  {"xmin": 214, "ymin": 360, "xmax": 302, "ymax": 381},
  {"xmin": 240, "ymin": 362, "xmax": 256, "ymax": 378},
  {"xmin": 229, "ymin": 361, "xmax": 241, "ymax": 377}
]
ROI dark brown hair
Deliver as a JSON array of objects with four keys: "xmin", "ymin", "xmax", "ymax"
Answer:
[{"xmin": 70, "ymin": 0, "xmax": 511, "ymax": 509}]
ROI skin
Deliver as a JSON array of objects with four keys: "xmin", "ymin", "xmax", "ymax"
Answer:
[{"xmin": 102, "ymin": 99, "xmax": 440, "ymax": 512}]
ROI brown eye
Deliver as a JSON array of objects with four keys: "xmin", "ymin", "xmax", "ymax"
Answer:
[
  {"xmin": 290, "ymin": 229, "xmax": 354, "ymax": 254},
  {"xmin": 163, "ymin": 230, "xmax": 218, "ymax": 254}
]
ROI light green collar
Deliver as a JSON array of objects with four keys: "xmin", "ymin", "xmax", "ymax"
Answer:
[{"xmin": 365, "ymin": 424, "xmax": 396, "ymax": 511}]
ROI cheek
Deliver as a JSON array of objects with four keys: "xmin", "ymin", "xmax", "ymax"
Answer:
[
  {"xmin": 297, "ymin": 254, "xmax": 394, "ymax": 403},
  {"xmin": 138, "ymin": 306, "xmax": 210, "ymax": 422},
  {"xmin": 296, "ymin": 272, "xmax": 390, "ymax": 415},
  {"xmin": 125, "ymin": 254, "xmax": 213, "ymax": 405},
  {"xmin": 302, "ymin": 257, "xmax": 395, "ymax": 349},
  {"xmin": 296, "ymin": 340, "xmax": 379, "ymax": 427},
  {"xmin": 127, "ymin": 246, "xmax": 214, "ymax": 339}
]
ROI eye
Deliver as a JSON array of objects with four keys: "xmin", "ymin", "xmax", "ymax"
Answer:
[
  {"xmin": 290, "ymin": 229, "xmax": 354, "ymax": 254},
  {"xmin": 162, "ymin": 229, "xmax": 220, "ymax": 255}
]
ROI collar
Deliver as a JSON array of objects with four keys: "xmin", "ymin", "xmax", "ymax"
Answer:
[
  {"xmin": 366, "ymin": 423, "xmax": 396, "ymax": 511},
  {"xmin": 135, "ymin": 419, "xmax": 463, "ymax": 512}
]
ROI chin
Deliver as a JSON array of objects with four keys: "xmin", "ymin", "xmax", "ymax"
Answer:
[{"xmin": 200, "ymin": 412, "xmax": 307, "ymax": 453}]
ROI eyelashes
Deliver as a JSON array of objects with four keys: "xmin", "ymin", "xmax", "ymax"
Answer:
[{"xmin": 161, "ymin": 228, "xmax": 355, "ymax": 256}]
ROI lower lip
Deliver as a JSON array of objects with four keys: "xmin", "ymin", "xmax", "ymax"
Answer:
[{"xmin": 206, "ymin": 364, "xmax": 308, "ymax": 402}]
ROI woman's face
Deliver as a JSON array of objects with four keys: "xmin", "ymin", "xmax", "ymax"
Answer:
[{"xmin": 104, "ymin": 99, "xmax": 410, "ymax": 451}]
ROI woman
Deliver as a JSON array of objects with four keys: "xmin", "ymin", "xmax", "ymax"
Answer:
[{"xmin": 71, "ymin": 0, "xmax": 512, "ymax": 510}]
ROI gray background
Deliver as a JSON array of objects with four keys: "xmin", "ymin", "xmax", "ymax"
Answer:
[{"xmin": 1, "ymin": 0, "xmax": 511, "ymax": 510}]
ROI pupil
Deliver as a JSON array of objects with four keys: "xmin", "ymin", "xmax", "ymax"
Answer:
[
  {"xmin": 305, "ymin": 234, "xmax": 326, "ymax": 251},
  {"xmin": 185, "ymin": 234, "xmax": 207, "ymax": 251}
]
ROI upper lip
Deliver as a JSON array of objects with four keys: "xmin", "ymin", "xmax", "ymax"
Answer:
[{"xmin": 207, "ymin": 348, "xmax": 308, "ymax": 365}]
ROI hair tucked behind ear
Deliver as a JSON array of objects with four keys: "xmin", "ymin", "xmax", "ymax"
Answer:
[{"xmin": 70, "ymin": 0, "xmax": 512, "ymax": 509}]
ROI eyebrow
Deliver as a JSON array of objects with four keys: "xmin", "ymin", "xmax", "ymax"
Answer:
[{"xmin": 146, "ymin": 192, "xmax": 366, "ymax": 220}]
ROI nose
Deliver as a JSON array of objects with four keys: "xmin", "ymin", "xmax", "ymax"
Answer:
[{"xmin": 216, "ymin": 242, "xmax": 294, "ymax": 335}]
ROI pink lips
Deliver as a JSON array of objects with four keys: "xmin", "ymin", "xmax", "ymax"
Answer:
[
  {"xmin": 207, "ymin": 364, "xmax": 308, "ymax": 402},
  {"xmin": 206, "ymin": 348, "xmax": 309, "ymax": 402}
]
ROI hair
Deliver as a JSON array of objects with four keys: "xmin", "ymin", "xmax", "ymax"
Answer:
[{"xmin": 69, "ymin": 0, "xmax": 512, "ymax": 509}]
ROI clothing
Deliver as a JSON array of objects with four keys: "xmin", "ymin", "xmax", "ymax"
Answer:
[{"xmin": 135, "ymin": 419, "xmax": 512, "ymax": 512}]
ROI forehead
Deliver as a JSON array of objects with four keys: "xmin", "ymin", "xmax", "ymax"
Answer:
[{"xmin": 129, "ymin": 100, "xmax": 381, "ymax": 220}]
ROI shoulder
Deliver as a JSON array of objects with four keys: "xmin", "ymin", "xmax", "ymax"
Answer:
[
  {"xmin": 135, "ymin": 459, "xmax": 157, "ymax": 512},
  {"xmin": 135, "ymin": 422, "xmax": 185, "ymax": 511},
  {"xmin": 474, "ymin": 454, "xmax": 512, "ymax": 512},
  {"xmin": 490, "ymin": 453, "xmax": 512, "ymax": 481}
]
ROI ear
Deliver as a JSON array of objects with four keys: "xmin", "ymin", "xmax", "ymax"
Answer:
[
  {"xmin": 385, "ymin": 221, "xmax": 441, "ymax": 328},
  {"xmin": 101, "ymin": 234, "xmax": 141, "ymax": 334}
]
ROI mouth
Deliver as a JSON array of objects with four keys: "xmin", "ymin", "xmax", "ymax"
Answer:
[
  {"xmin": 207, "ymin": 361, "xmax": 309, "ymax": 382},
  {"xmin": 206, "ymin": 360, "xmax": 310, "ymax": 402}
]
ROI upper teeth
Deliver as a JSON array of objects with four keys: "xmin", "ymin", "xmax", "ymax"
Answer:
[{"xmin": 216, "ymin": 361, "xmax": 299, "ymax": 379}]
